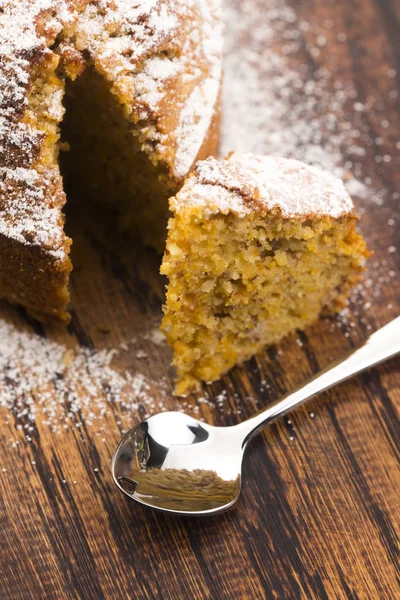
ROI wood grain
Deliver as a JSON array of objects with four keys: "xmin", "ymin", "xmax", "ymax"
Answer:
[{"xmin": 1, "ymin": 0, "xmax": 399, "ymax": 598}]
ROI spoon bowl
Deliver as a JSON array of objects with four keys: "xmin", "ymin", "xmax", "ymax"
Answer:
[
  {"xmin": 112, "ymin": 412, "xmax": 244, "ymax": 515},
  {"xmin": 112, "ymin": 317, "xmax": 400, "ymax": 516}
]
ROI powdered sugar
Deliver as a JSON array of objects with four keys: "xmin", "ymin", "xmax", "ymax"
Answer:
[
  {"xmin": 174, "ymin": 69, "xmax": 222, "ymax": 178},
  {"xmin": 0, "ymin": 0, "xmax": 223, "ymax": 257},
  {"xmin": 0, "ymin": 320, "xmax": 167, "ymax": 433},
  {"xmin": 75, "ymin": 0, "xmax": 179, "ymax": 68},
  {"xmin": 0, "ymin": 0, "xmax": 72, "ymax": 116},
  {"xmin": 220, "ymin": 0, "xmax": 383, "ymax": 196},
  {"xmin": 75, "ymin": 0, "xmax": 222, "ymax": 175},
  {"xmin": 178, "ymin": 154, "xmax": 353, "ymax": 218},
  {"xmin": 0, "ymin": 0, "xmax": 72, "ymax": 258},
  {"xmin": 173, "ymin": 0, "xmax": 223, "ymax": 177},
  {"xmin": 0, "ymin": 167, "xmax": 66, "ymax": 259}
]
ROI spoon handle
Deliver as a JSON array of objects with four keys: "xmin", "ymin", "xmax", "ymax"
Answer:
[{"xmin": 235, "ymin": 316, "xmax": 400, "ymax": 445}]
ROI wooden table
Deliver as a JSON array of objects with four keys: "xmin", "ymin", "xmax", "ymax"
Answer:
[{"xmin": 1, "ymin": 0, "xmax": 399, "ymax": 598}]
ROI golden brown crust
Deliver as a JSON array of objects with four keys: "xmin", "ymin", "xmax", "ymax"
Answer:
[{"xmin": 0, "ymin": 233, "xmax": 72, "ymax": 322}]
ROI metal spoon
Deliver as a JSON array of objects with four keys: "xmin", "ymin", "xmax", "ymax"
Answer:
[{"xmin": 112, "ymin": 317, "xmax": 400, "ymax": 516}]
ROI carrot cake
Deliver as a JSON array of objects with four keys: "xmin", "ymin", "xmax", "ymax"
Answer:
[
  {"xmin": 161, "ymin": 154, "xmax": 370, "ymax": 395},
  {"xmin": 0, "ymin": 0, "xmax": 222, "ymax": 322}
]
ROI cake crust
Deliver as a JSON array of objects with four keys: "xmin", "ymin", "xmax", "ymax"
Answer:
[{"xmin": 171, "ymin": 155, "xmax": 355, "ymax": 218}]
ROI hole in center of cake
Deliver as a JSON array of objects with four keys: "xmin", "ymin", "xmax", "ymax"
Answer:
[{"xmin": 59, "ymin": 65, "xmax": 172, "ymax": 252}]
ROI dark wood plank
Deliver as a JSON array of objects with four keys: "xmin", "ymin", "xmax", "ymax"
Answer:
[{"xmin": 1, "ymin": 0, "xmax": 399, "ymax": 599}]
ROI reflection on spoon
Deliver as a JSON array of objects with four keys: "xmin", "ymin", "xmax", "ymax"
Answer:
[{"xmin": 120, "ymin": 468, "xmax": 240, "ymax": 512}]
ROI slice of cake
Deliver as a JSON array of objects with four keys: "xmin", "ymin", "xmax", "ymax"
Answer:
[{"xmin": 161, "ymin": 154, "xmax": 370, "ymax": 395}]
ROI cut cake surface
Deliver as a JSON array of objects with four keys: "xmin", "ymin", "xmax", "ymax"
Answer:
[{"xmin": 161, "ymin": 154, "xmax": 370, "ymax": 394}]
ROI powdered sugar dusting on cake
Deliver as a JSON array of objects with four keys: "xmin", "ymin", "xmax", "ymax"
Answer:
[
  {"xmin": 0, "ymin": 0, "xmax": 73, "ymax": 257},
  {"xmin": 0, "ymin": 1, "xmax": 72, "ymax": 117},
  {"xmin": 75, "ymin": 0, "xmax": 179, "ymax": 69},
  {"xmin": 73, "ymin": 0, "xmax": 185, "ymax": 120},
  {"xmin": 0, "ymin": 118, "xmax": 42, "ymax": 168},
  {"xmin": 75, "ymin": 0, "xmax": 222, "ymax": 175},
  {"xmin": 173, "ymin": 74, "xmax": 221, "ymax": 178},
  {"xmin": 0, "ymin": 0, "xmax": 222, "ymax": 258},
  {"xmin": 182, "ymin": 154, "xmax": 354, "ymax": 218},
  {"xmin": 0, "ymin": 167, "xmax": 67, "ymax": 259},
  {"xmin": 173, "ymin": 1, "xmax": 223, "ymax": 178},
  {"xmin": 230, "ymin": 154, "xmax": 354, "ymax": 217}
]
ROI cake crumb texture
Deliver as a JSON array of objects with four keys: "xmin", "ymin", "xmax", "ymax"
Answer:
[{"xmin": 161, "ymin": 154, "xmax": 370, "ymax": 394}]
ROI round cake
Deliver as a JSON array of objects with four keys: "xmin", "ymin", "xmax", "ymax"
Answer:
[{"xmin": 0, "ymin": 0, "xmax": 223, "ymax": 321}]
